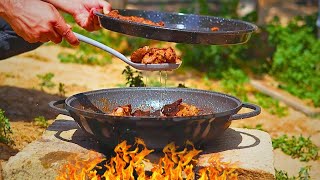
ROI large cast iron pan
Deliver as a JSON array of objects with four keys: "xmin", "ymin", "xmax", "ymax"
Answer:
[
  {"xmin": 95, "ymin": 9, "xmax": 258, "ymax": 45},
  {"xmin": 49, "ymin": 88, "xmax": 260, "ymax": 150}
]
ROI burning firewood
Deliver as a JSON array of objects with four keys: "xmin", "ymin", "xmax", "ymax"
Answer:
[{"xmin": 56, "ymin": 139, "xmax": 238, "ymax": 180}]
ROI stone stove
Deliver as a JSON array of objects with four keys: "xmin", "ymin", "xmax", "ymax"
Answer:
[{"xmin": 2, "ymin": 115, "xmax": 275, "ymax": 179}]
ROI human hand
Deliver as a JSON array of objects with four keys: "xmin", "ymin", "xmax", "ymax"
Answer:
[
  {"xmin": 43, "ymin": 0, "xmax": 111, "ymax": 31},
  {"xmin": 0, "ymin": 0, "xmax": 79, "ymax": 45}
]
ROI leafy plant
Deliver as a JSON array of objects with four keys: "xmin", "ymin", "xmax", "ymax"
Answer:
[
  {"xmin": 58, "ymin": 83, "xmax": 66, "ymax": 97},
  {"xmin": 34, "ymin": 116, "xmax": 49, "ymax": 128},
  {"xmin": 275, "ymin": 166, "xmax": 311, "ymax": 180},
  {"xmin": 220, "ymin": 68, "xmax": 249, "ymax": 101},
  {"xmin": 272, "ymin": 135, "xmax": 319, "ymax": 162},
  {"xmin": 122, "ymin": 66, "xmax": 145, "ymax": 87},
  {"xmin": 0, "ymin": 109, "xmax": 13, "ymax": 145},
  {"xmin": 253, "ymin": 93, "xmax": 288, "ymax": 117},
  {"xmin": 37, "ymin": 73, "xmax": 56, "ymax": 90},
  {"xmin": 267, "ymin": 16, "xmax": 320, "ymax": 107}
]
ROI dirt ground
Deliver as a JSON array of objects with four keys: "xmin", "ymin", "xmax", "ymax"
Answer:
[{"xmin": 0, "ymin": 45, "xmax": 319, "ymax": 178}]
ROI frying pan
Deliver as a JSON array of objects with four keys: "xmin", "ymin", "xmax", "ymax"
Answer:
[
  {"xmin": 95, "ymin": 9, "xmax": 258, "ymax": 45},
  {"xmin": 49, "ymin": 88, "xmax": 260, "ymax": 150}
]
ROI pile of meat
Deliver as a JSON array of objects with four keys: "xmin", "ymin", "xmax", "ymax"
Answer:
[
  {"xmin": 107, "ymin": 10, "xmax": 165, "ymax": 27},
  {"xmin": 111, "ymin": 99, "xmax": 200, "ymax": 117},
  {"xmin": 131, "ymin": 46, "xmax": 181, "ymax": 64}
]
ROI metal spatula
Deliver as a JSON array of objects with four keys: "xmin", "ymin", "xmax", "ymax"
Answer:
[{"xmin": 74, "ymin": 32, "xmax": 181, "ymax": 71}]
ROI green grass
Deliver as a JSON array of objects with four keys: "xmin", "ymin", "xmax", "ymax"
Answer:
[
  {"xmin": 243, "ymin": 124, "xmax": 267, "ymax": 132},
  {"xmin": 58, "ymin": 83, "xmax": 66, "ymax": 97},
  {"xmin": 37, "ymin": 73, "xmax": 56, "ymax": 91},
  {"xmin": 34, "ymin": 116, "xmax": 49, "ymax": 128},
  {"xmin": 253, "ymin": 93, "xmax": 288, "ymax": 117},
  {"xmin": 272, "ymin": 135, "xmax": 319, "ymax": 162},
  {"xmin": 0, "ymin": 109, "xmax": 13, "ymax": 145},
  {"xmin": 220, "ymin": 68, "xmax": 249, "ymax": 102},
  {"xmin": 275, "ymin": 166, "xmax": 311, "ymax": 180}
]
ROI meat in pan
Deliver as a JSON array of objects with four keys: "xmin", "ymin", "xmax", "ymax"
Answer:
[
  {"xmin": 161, "ymin": 99, "xmax": 200, "ymax": 117},
  {"xmin": 107, "ymin": 10, "xmax": 165, "ymax": 27},
  {"xmin": 110, "ymin": 99, "xmax": 199, "ymax": 117},
  {"xmin": 111, "ymin": 104, "xmax": 132, "ymax": 116}
]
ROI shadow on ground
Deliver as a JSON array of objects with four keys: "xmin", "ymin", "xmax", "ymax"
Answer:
[{"xmin": 0, "ymin": 86, "xmax": 64, "ymax": 122}]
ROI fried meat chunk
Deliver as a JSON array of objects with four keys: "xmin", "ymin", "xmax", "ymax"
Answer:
[
  {"xmin": 211, "ymin": 27, "xmax": 219, "ymax": 31},
  {"xmin": 130, "ymin": 46, "xmax": 150, "ymax": 63},
  {"xmin": 161, "ymin": 99, "xmax": 199, "ymax": 117},
  {"xmin": 132, "ymin": 109, "xmax": 151, "ymax": 117},
  {"xmin": 111, "ymin": 104, "xmax": 132, "ymax": 116},
  {"xmin": 176, "ymin": 103, "xmax": 200, "ymax": 117},
  {"xmin": 130, "ymin": 46, "xmax": 181, "ymax": 64}
]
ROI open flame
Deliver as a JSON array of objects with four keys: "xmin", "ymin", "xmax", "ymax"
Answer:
[{"xmin": 57, "ymin": 138, "xmax": 238, "ymax": 180}]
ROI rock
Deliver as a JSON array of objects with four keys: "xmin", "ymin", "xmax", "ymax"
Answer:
[
  {"xmin": 198, "ymin": 128, "xmax": 275, "ymax": 179},
  {"xmin": 3, "ymin": 115, "xmax": 275, "ymax": 180}
]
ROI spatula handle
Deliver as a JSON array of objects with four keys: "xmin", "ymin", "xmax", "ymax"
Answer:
[{"xmin": 73, "ymin": 32, "xmax": 134, "ymax": 66}]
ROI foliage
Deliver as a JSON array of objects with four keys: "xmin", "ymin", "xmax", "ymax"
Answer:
[
  {"xmin": 34, "ymin": 116, "xmax": 49, "ymax": 128},
  {"xmin": 253, "ymin": 93, "xmax": 288, "ymax": 117},
  {"xmin": 176, "ymin": 0, "xmax": 255, "ymax": 79},
  {"xmin": 147, "ymin": 79, "xmax": 163, "ymax": 87},
  {"xmin": 58, "ymin": 52, "xmax": 111, "ymax": 66},
  {"xmin": 122, "ymin": 66, "xmax": 145, "ymax": 87},
  {"xmin": 243, "ymin": 124, "xmax": 267, "ymax": 132},
  {"xmin": 58, "ymin": 83, "xmax": 66, "ymax": 97},
  {"xmin": 272, "ymin": 135, "xmax": 319, "ymax": 162},
  {"xmin": 275, "ymin": 166, "xmax": 311, "ymax": 180},
  {"xmin": 220, "ymin": 68, "xmax": 249, "ymax": 101},
  {"xmin": 37, "ymin": 73, "xmax": 56, "ymax": 90},
  {"xmin": 267, "ymin": 16, "xmax": 320, "ymax": 107},
  {"xmin": 0, "ymin": 109, "xmax": 13, "ymax": 145}
]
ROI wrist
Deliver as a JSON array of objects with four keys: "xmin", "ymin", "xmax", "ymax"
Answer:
[
  {"xmin": 0, "ymin": 0, "xmax": 20, "ymax": 20},
  {"xmin": 0, "ymin": 0, "xmax": 9, "ymax": 17}
]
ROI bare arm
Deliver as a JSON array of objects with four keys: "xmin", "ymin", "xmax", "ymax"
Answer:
[
  {"xmin": 0, "ymin": 0, "xmax": 79, "ymax": 45},
  {"xmin": 42, "ymin": 0, "xmax": 111, "ymax": 31}
]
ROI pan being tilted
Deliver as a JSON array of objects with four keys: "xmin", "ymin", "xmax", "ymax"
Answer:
[{"xmin": 95, "ymin": 9, "xmax": 258, "ymax": 45}]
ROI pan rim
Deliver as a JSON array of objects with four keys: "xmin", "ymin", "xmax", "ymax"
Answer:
[
  {"xmin": 95, "ymin": 9, "xmax": 258, "ymax": 35},
  {"xmin": 64, "ymin": 87, "xmax": 243, "ymax": 121}
]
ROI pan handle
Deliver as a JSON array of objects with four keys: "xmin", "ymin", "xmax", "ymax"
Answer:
[
  {"xmin": 48, "ymin": 100, "xmax": 70, "ymax": 116},
  {"xmin": 230, "ymin": 103, "xmax": 261, "ymax": 120}
]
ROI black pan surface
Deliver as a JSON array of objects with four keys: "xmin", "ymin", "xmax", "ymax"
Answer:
[{"xmin": 95, "ymin": 9, "xmax": 258, "ymax": 45}]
